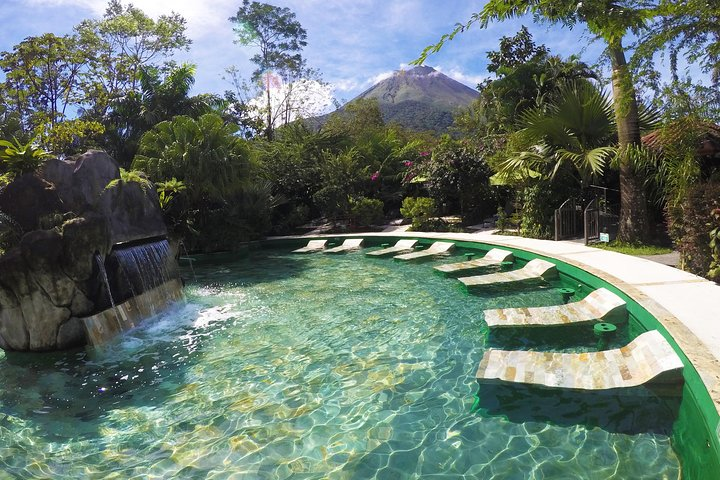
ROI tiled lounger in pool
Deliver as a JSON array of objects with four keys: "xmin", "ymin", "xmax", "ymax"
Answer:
[
  {"xmin": 460, "ymin": 258, "xmax": 557, "ymax": 288},
  {"xmin": 365, "ymin": 239, "xmax": 417, "ymax": 257},
  {"xmin": 323, "ymin": 238, "xmax": 364, "ymax": 253},
  {"xmin": 292, "ymin": 239, "xmax": 328, "ymax": 253},
  {"xmin": 434, "ymin": 248, "xmax": 514, "ymax": 275},
  {"xmin": 393, "ymin": 241, "xmax": 455, "ymax": 261},
  {"xmin": 476, "ymin": 330, "xmax": 684, "ymax": 390},
  {"xmin": 484, "ymin": 287, "xmax": 628, "ymax": 328}
]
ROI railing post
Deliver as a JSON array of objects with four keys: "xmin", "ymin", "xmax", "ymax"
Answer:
[{"xmin": 554, "ymin": 209, "xmax": 560, "ymax": 241}]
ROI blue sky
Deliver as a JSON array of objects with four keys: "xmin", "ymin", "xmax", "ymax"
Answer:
[{"xmin": 0, "ymin": 0, "xmax": 667, "ymax": 104}]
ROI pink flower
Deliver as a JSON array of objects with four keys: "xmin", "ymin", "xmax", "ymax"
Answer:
[
  {"xmin": 404, "ymin": 161, "xmax": 413, "ymax": 167},
  {"xmin": 370, "ymin": 171, "xmax": 380, "ymax": 181},
  {"xmin": 419, "ymin": 151, "xmax": 430, "ymax": 157}
]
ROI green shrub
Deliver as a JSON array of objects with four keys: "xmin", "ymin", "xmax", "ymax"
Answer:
[
  {"xmin": 401, "ymin": 196, "xmax": 438, "ymax": 230},
  {"xmin": 496, "ymin": 206, "xmax": 508, "ymax": 232},
  {"xmin": 349, "ymin": 196, "xmax": 384, "ymax": 227},
  {"xmin": 667, "ymin": 181, "xmax": 720, "ymax": 277},
  {"xmin": 709, "ymin": 208, "xmax": 720, "ymax": 281},
  {"xmin": 519, "ymin": 184, "xmax": 554, "ymax": 239}
]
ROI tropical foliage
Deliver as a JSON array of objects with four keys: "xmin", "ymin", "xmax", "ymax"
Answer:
[{"xmin": 2, "ymin": 0, "xmax": 720, "ymax": 280}]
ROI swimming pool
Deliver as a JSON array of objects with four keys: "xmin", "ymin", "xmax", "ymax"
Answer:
[{"xmin": 0, "ymin": 243, "xmax": 691, "ymax": 478}]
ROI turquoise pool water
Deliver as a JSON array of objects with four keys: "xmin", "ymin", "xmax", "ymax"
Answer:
[{"xmin": 0, "ymin": 249, "xmax": 681, "ymax": 478}]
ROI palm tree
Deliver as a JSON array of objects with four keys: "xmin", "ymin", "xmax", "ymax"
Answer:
[
  {"xmin": 494, "ymin": 81, "xmax": 616, "ymax": 185},
  {"xmin": 102, "ymin": 63, "xmax": 217, "ymax": 166},
  {"xmin": 416, "ymin": 0, "xmax": 657, "ymax": 242},
  {"xmin": 132, "ymin": 113, "xmax": 252, "ymax": 205}
]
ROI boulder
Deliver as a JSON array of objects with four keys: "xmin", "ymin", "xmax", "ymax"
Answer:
[
  {"xmin": 0, "ymin": 174, "xmax": 66, "ymax": 232},
  {"xmin": 42, "ymin": 151, "xmax": 120, "ymax": 214},
  {"xmin": 0, "ymin": 283, "xmax": 28, "ymax": 351},
  {"xmin": 61, "ymin": 214, "xmax": 111, "ymax": 283},
  {"xmin": 20, "ymin": 230, "xmax": 76, "ymax": 308},
  {"xmin": 56, "ymin": 317, "xmax": 86, "ymax": 350},
  {"xmin": 98, "ymin": 180, "xmax": 167, "ymax": 244}
]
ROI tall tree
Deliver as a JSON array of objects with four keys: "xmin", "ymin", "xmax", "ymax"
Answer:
[
  {"xmin": 636, "ymin": 0, "xmax": 720, "ymax": 86},
  {"xmin": 416, "ymin": 1, "xmax": 657, "ymax": 242},
  {"xmin": 229, "ymin": 0, "xmax": 307, "ymax": 140},
  {"xmin": 75, "ymin": 0, "xmax": 191, "ymax": 118},
  {"xmin": 0, "ymin": 33, "xmax": 85, "ymax": 133}
]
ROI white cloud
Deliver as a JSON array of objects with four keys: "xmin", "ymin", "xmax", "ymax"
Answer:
[
  {"xmin": 25, "ymin": 0, "xmax": 238, "ymax": 40},
  {"xmin": 434, "ymin": 66, "xmax": 487, "ymax": 89},
  {"xmin": 247, "ymin": 76, "xmax": 334, "ymax": 127}
]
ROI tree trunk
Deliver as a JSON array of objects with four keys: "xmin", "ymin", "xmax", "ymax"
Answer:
[
  {"xmin": 609, "ymin": 40, "xmax": 649, "ymax": 243},
  {"xmin": 265, "ymin": 78, "xmax": 273, "ymax": 141}
]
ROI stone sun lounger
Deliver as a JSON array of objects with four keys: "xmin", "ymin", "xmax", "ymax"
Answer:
[
  {"xmin": 459, "ymin": 258, "xmax": 557, "ymax": 289},
  {"xmin": 476, "ymin": 330, "xmax": 684, "ymax": 391},
  {"xmin": 393, "ymin": 241, "xmax": 455, "ymax": 261},
  {"xmin": 434, "ymin": 248, "xmax": 514, "ymax": 276},
  {"xmin": 292, "ymin": 239, "xmax": 328, "ymax": 253},
  {"xmin": 365, "ymin": 239, "xmax": 418, "ymax": 257},
  {"xmin": 484, "ymin": 287, "xmax": 627, "ymax": 329},
  {"xmin": 323, "ymin": 238, "xmax": 364, "ymax": 254}
]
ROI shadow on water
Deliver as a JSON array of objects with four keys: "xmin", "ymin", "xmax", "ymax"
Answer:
[
  {"xmin": 487, "ymin": 322, "xmax": 631, "ymax": 352},
  {"xmin": 473, "ymin": 381, "xmax": 681, "ymax": 436}
]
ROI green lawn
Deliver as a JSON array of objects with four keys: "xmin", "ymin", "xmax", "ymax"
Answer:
[{"xmin": 591, "ymin": 241, "xmax": 674, "ymax": 256}]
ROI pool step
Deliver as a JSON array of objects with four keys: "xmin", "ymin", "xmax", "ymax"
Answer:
[
  {"xmin": 459, "ymin": 259, "xmax": 557, "ymax": 288},
  {"xmin": 393, "ymin": 241, "xmax": 455, "ymax": 261},
  {"xmin": 476, "ymin": 330, "xmax": 684, "ymax": 391},
  {"xmin": 292, "ymin": 239, "xmax": 328, "ymax": 253},
  {"xmin": 366, "ymin": 239, "xmax": 417, "ymax": 257},
  {"xmin": 434, "ymin": 248, "xmax": 514, "ymax": 276},
  {"xmin": 484, "ymin": 288, "xmax": 627, "ymax": 328},
  {"xmin": 323, "ymin": 238, "xmax": 364, "ymax": 254}
]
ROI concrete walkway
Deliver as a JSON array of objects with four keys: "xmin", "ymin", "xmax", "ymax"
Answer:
[{"xmin": 270, "ymin": 230, "xmax": 720, "ymax": 412}]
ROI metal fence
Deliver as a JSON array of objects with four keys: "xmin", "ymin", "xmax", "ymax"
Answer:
[{"xmin": 554, "ymin": 198, "xmax": 580, "ymax": 241}]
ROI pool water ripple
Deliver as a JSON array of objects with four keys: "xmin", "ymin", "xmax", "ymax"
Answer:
[{"xmin": 0, "ymin": 250, "xmax": 681, "ymax": 478}]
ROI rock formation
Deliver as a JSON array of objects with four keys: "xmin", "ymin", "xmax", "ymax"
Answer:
[{"xmin": 0, "ymin": 150, "xmax": 174, "ymax": 352}]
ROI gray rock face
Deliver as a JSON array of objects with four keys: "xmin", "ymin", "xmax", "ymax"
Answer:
[
  {"xmin": 0, "ymin": 174, "xmax": 66, "ymax": 232},
  {"xmin": 42, "ymin": 150, "xmax": 120, "ymax": 214},
  {"xmin": 0, "ymin": 150, "xmax": 173, "ymax": 352},
  {"xmin": 42, "ymin": 150, "xmax": 166, "ymax": 244},
  {"xmin": 98, "ymin": 180, "xmax": 167, "ymax": 244}
]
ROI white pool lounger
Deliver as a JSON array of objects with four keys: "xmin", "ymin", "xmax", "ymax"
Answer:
[
  {"xmin": 393, "ymin": 241, "xmax": 455, "ymax": 261},
  {"xmin": 323, "ymin": 238, "xmax": 365, "ymax": 254},
  {"xmin": 434, "ymin": 248, "xmax": 514, "ymax": 275},
  {"xmin": 292, "ymin": 239, "xmax": 328, "ymax": 253},
  {"xmin": 476, "ymin": 330, "xmax": 684, "ymax": 391},
  {"xmin": 366, "ymin": 239, "xmax": 418, "ymax": 257},
  {"xmin": 459, "ymin": 258, "xmax": 557, "ymax": 288},
  {"xmin": 484, "ymin": 287, "xmax": 627, "ymax": 328}
]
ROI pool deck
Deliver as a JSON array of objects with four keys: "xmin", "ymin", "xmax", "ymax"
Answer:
[{"xmin": 270, "ymin": 230, "xmax": 720, "ymax": 412}]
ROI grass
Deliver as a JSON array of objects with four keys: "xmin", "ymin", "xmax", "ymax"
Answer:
[{"xmin": 591, "ymin": 241, "xmax": 674, "ymax": 256}]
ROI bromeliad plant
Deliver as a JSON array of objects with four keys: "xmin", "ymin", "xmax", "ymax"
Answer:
[
  {"xmin": 156, "ymin": 178, "xmax": 187, "ymax": 210},
  {"xmin": 0, "ymin": 137, "xmax": 53, "ymax": 185}
]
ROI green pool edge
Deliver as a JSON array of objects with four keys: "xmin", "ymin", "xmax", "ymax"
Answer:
[{"xmin": 251, "ymin": 235, "xmax": 720, "ymax": 478}]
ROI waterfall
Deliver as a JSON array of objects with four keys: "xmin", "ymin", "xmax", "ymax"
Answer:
[
  {"xmin": 111, "ymin": 239, "xmax": 174, "ymax": 316},
  {"xmin": 95, "ymin": 253, "xmax": 116, "ymax": 310},
  {"xmin": 95, "ymin": 253, "xmax": 123, "ymax": 332},
  {"xmin": 83, "ymin": 239, "xmax": 183, "ymax": 346}
]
